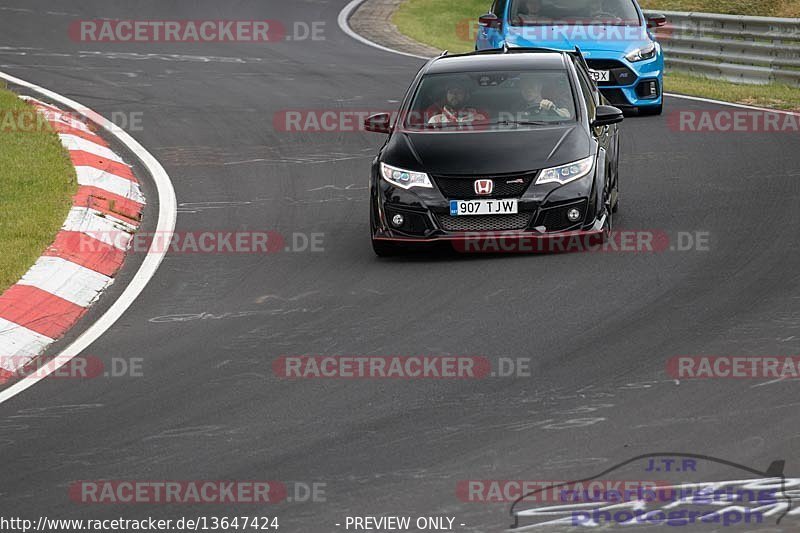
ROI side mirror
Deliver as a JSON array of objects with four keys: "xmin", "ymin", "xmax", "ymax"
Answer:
[
  {"xmin": 478, "ymin": 13, "xmax": 501, "ymax": 30},
  {"xmin": 592, "ymin": 105, "xmax": 624, "ymax": 128},
  {"xmin": 364, "ymin": 113, "xmax": 392, "ymax": 134},
  {"xmin": 646, "ymin": 14, "xmax": 667, "ymax": 28}
]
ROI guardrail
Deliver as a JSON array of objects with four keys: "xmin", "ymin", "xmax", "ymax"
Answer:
[{"xmin": 644, "ymin": 10, "xmax": 800, "ymax": 86}]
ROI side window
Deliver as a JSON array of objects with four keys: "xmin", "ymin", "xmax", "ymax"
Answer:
[
  {"xmin": 490, "ymin": 0, "xmax": 499, "ymax": 14},
  {"xmin": 576, "ymin": 69, "xmax": 597, "ymax": 117}
]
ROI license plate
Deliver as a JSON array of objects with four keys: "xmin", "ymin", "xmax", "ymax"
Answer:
[
  {"xmin": 449, "ymin": 199, "xmax": 518, "ymax": 216},
  {"xmin": 589, "ymin": 69, "xmax": 610, "ymax": 82}
]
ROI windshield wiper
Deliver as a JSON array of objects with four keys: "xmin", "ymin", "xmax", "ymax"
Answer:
[
  {"xmin": 490, "ymin": 119, "xmax": 562, "ymax": 127},
  {"xmin": 420, "ymin": 122, "xmax": 485, "ymax": 129}
]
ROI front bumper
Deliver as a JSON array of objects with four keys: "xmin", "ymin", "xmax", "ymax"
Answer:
[
  {"xmin": 373, "ymin": 216, "xmax": 608, "ymax": 253},
  {"xmin": 371, "ymin": 169, "xmax": 607, "ymax": 249},
  {"xmin": 585, "ymin": 51, "xmax": 663, "ymax": 109}
]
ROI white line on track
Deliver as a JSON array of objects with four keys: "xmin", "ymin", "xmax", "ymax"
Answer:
[
  {"xmin": 337, "ymin": 0, "xmax": 427, "ymax": 60},
  {"xmin": 0, "ymin": 70, "xmax": 177, "ymax": 406},
  {"xmin": 338, "ymin": 0, "xmax": 799, "ymax": 115}
]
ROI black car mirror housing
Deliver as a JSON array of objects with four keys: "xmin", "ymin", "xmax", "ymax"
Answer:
[{"xmin": 592, "ymin": 105, "xmax": 624, "ymax": 128}]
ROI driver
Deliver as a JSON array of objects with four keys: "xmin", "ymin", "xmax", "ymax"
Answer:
[
  {"xmin": 518, "ymin": 76, "xmax": 571, "ymax": 119},
  {"xmin": 426, "ymin": 80, "xmax": 487, "ymax": 125}
]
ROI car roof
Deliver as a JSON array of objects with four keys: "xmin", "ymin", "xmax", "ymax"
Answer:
[{"xmin": 424, "ymin": 50, "xmax": 569, "ymax": 75}]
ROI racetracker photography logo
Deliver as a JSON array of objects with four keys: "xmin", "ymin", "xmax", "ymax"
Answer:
[
  {"xmin": 508, "ymin": 453, "xmax": 794, "ymax": 529},
  {"xmin": 69, "ymin": 20, "xmax": 326, "ymax": 43}
]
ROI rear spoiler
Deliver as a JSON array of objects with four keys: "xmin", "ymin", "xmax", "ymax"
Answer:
[{"xmin": 440, "ymin": 45, "xmax": 591, "ymax": 69}]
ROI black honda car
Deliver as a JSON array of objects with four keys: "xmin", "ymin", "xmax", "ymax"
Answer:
[{"xmin": 365, "ymin": 48, "xmax": 623, "ymax": 256}]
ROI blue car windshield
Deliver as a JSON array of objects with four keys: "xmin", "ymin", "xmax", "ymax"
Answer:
[
  {"xmin": 509, "ymin": 0, "xmax": 641, "ymax": 26},
  {"xmin": 403, "ymin": 70, "xmax": 576, "ymax": 131}
]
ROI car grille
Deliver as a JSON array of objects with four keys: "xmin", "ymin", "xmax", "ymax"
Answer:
[
  {"xmin": 599, "ymin": 88, "xmax": 630, "ymax": 107},
  {"xmin": 586, "ymin": 59, "xmax": 637, "ymax": 87},
  {"xmin": 437, "ymin": 213, "xmax": 533, "ymax": 232},
  {"xmin": 431, "ymin": 174, "xmax": 536, "ymax": 200}
]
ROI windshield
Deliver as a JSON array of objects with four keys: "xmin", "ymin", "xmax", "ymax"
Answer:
[
  {"xmin": 509, "ymin": 0, "xmax": 641, "ymax": 26},
  {"xmin": 403, "ymin": 70, "xmax": 576, "ymax": 131}
]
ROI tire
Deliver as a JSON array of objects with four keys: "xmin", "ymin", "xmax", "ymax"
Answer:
[
  {"xmin": 372, "ymin": 238, "xmax": 401, "ymax": 257},
  {"xmin": 602, "ymin": 206, "xmax": 613, "ymax": 244}
]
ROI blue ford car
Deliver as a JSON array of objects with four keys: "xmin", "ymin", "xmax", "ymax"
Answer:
[{"xmin": 475, "ymin": 0, "xmax": 666, "ymax": 114}]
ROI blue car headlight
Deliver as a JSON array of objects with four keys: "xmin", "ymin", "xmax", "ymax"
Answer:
[
  {"xmin": 380, "ymin": 162, "xmax": 433, "ymax": 190},
  {"xmin": 536, "ymin": 156, "xmax": 595, "ymax": 186},
  {"xmin": 625, "ymin": 42, "xmax": 658, "ymax": 62}
]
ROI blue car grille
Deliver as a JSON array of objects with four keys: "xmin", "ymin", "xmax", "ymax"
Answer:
[{"xmin": 586, "ymin": 59, "xmax": 637, "ymax": 86}]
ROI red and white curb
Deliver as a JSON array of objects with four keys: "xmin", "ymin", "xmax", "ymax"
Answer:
[{"xmin": 0, "ymin": 97, "xmax": 145, "ymax": 384}]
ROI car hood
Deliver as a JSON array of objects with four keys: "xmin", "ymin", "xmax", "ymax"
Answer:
[
  {"xmin": 506, "ymin": 24, "xmax": 652, "ymax": 55},
  {"xmin": 384, "ymin": 125, "xmax": 589, "ymax": 176}
]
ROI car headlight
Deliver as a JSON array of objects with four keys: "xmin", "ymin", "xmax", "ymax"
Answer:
[
  {"xmin": 625, "ymin": 42, "xmax": 657, "ymax": 62},
  {"xmin": 536, "ymin": 156, "xmax": 595, "ymax": 186},
  {"xmin": 380, "ymin": 162, "xmax": 432, "ymax": 190}
]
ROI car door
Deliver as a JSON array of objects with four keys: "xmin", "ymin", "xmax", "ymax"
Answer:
[
  {"xmin": 575, "ymin": 61, "xmax": 617, "ymax": 205},
  {"xmin": 476, "ymin": 0, "xmax": 508, "ymax": 50}
]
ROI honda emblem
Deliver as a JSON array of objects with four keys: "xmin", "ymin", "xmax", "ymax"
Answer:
[{"xmin": 474, "ymin": 179, "xmax": 493, "ymax": 195}]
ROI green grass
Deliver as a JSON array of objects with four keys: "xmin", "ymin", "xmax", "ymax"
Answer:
[
  {"xmin": 393, "ymin": 0, "xmax": 800, "ymax": 110},
  {"xmin": 0, "ymin": 86, "xmax": 77, "ymax": 292},
  {"xmin": 393, "ymin": 0, "xmax": 486, "ymax": 53},
  {"xmin": 665, "ymin": 72, "xmax": 800, "ymax": 110}
]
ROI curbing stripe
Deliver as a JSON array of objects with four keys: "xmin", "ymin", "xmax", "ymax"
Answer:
[
  {"xmin": 16, "ymin": 256, "xmax": 113, "ymax": 308},
  {"xmin": 75, "ymin": 166, "xmax": 144, "ymax": 201},
  {"xmin": 0, "ymin": 70, "xmax": 174, "ymax": 403},
  {"xmin": 0, "ymin": 285, "xmax": 87, "ymax": 339},
  {"xmin": 49, "ymin": 120, "xmax": 108, "ymax": 145},
  {"xmin": 72, "ymin": 185, "xmax": 144, "ymax": 223},
  {"xmin": 59, "ymin": 134, "xmax": 125, "ymax": 163},
  {"xmin": 44, "ymin": 232, "xmax": 126, "ymax": 278},
  {"xmin": 0, "ymin": 318, "xmax": 55, "ymax": 368},
  {"xmin": 62, "ymin": 206, "xmax": 138, "ymax": 235},
  {"xmin": 71, "ymin": 151, "xmax": 138, "ymax": 182},
  {"xmin": 0, "ymin": 98, "xmax": 149, "ymax": 381}
]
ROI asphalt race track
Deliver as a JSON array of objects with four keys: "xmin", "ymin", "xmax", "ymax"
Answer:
[{"xmin": 0, "ymin": 1, "xmax": 799, "ymax": 532}]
